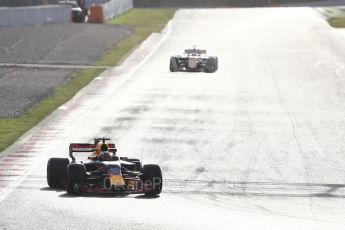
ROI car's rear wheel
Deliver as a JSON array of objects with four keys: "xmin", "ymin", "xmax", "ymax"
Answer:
[
  {"xmin": 65, "ymin": 163, "xmax": 86, "ymax": 194},
  {"xmin": 72, "ymin": 11, "xmax": 86, "ymax": 23},
  {"xmin": 141, "ymin": 164, "xmax": 162, "ymax": 196},
  {"xmin": 47, "ymin": 158, "xmax": 69, "ymax": 188},
  {"xmin": 213, "ymin": 56, "xmax": 218, "ymax": 70},
  {"xmin": 205, "ymin": 57, "xmax": 217, "ymax": 73},
  {"xmin": 170, "ymin": 57, "xmax": 179, "ymax": 72}
]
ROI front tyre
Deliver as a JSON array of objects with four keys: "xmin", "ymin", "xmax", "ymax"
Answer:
[
  {"xmin": 65, "ymin": 163, "xmax": 86, "ymax": 194},
  {"xmin": 170, "ymin": 57, "xmax": 179, "ymax": 72},
  {"xmin": 141, "ymin": 164, "xmax": 162, "ymax": 196}
]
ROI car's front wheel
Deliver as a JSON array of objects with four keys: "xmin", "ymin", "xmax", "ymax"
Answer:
[
  {"xmin": 170, "ymin": 57, "xmax": 179, "ymax": 72},
  {"xmin": 65, "ymin": 163, "xmax": 86, "ymax": 194},
  {"xmin": 141, "ymin": 164, "xmax": 162, "ymax": 196}
]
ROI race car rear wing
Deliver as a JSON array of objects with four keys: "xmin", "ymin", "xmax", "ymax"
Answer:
[{"xmin": 69, "ymin": 142, "xmax": 117, "ymax": 161}]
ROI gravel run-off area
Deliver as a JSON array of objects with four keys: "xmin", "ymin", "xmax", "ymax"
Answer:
[{"xmin": 0, "ymin": 23, "xmax": 131, "ymax": 118}]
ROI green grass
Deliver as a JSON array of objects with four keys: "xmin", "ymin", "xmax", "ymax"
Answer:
[
  {"xmin": 96, "ymin": 8, "xmax": 176, "ymax": 66},
  {"xmin": 328, "ymin": 17, "xmax": 345, "ymax": 28},
  {"xmin": 0, "ymin": 68, "xmax": 104, "ymax": 152},
  {"xmin": 0, "ymin": 8, "xmax": 176, "ymax": 153},
  {"xmin": 319, "ymin": 7, "xmax": 345, "ymax": 28}
]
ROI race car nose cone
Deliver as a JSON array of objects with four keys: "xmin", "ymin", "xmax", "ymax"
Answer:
[{"xmin": 109, "ymin": 175, "xmax": 125, "ymax": 186}]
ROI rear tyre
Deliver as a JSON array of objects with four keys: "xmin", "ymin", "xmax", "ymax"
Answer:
[
  {"xmin": 47, "ymin": 158, "xmax": 69, "ymax": 188},
  {"xmin": 205, "ymin": 57, "xmax": 217, "ymax": 73},
  {"xmin": 72, "ymin": 11, "xmax": 86, "ymax": 23},
  {"xmin": 65, "ymin": 163, "xmax": 86, "ymax": 194},
  {"xmin": 170, "ymin": 57, "xmax": 179, "ymax": 72},
  {"xmin": 213, "ymin": 56, "xmax": 218, "ymax": 70},
  {"xmin": 141, "ymin": 164, "xmax": 162, "ymax": 196}
]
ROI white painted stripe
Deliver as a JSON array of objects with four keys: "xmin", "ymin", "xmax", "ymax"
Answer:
[
  {"xmin": 58, "ymin": 106, "xmax": 69, "ymax": 110},
  {"xmin": 335, "ymin": 64, "xmax": 344, "ymax": 77}
]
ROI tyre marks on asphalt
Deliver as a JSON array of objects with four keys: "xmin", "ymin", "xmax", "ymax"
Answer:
[
  {"xmin": 1, "ymin": 174, "xmax": 344, "ymax": 200},
  {"xmin": 162, "ymin": 179, "xmax": 345, "ymax": 198}
]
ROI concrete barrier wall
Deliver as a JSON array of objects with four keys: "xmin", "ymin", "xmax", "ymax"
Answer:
[
  {"xmin": 281, "ymin": 0, "xmax": 345, "ymax": 6},
  {"xmin": 132, "ymin": 0, "xmax": 345, "ymax": 7},
  {"xmin": 85, "ymin": 0, "xmax": 110, "ymax": 8},
  {"xmin": 0, "ymin": 5, "xmax": 70, "ymax": 27},
  {"xmin": 133, "ymin": 0, "xmax": 266, "ymax": 7},
  {"xmin": 0, "ymin": 0, "xmax": 59, "ymax": 7},
  {"xmin": 0, "ymin": 0, "xmax": 109, "ymax": 7},
  {"xmin": 101, "ymin": 0, "xmax": 132, "ymax": 20}
]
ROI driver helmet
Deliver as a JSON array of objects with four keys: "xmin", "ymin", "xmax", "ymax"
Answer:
[
  {"xmin": 94, "ymin": 141, "xmax": 111, "ymax": 160},
  {"xmin": 100, "ymin": 151, "xmax": 111, "ymax": 161}
]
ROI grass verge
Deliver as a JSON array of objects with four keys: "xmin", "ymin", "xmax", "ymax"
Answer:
[
  {"xmin": 97, "ymin": 8, "xmax": 176, "ymax": 66},
  {"xmin": 0, "ymin": 68, "xmax": 104, "ymax": 152},
  {"xmin": 319, "ymin": 7, "xmax": 345, "ymax": 28},
  {"xmin": 0, "ymin": 8, "xmax": 176, "ymax": 153},
  {"xmin": 328, "ymin": 17, "xmax": 345, "ymax": 28}
]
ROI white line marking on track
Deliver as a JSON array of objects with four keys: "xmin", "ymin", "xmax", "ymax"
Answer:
[
  {"xmin": 10, "ymin": 39, "xmax": 23, "ymax": 50},
  {"xmin": 312, "ymin": 60, "xmax": 326, "ymax": 68},
  {"xmin": 0, "ymin": 20, "xmax": 173, "ymax": 204},
  {"xmin": 58, "ymin": 106, "xmax": 69, "ymax": 110},
  {"xmin": 335, "ymin": 65, "xmax": 344, "ymax": 77}
]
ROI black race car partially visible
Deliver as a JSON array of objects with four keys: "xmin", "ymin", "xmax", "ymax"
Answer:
[
  {"xmin": 170, "ymin": 47, "xmax": 218, "ymax": 73},
  {"xmin": 59, "ymin": 1, "xmax": 86, "ymax": 23},
  {"xmin": 47, "ymin": 137, "xmax": 162, "ymax": 196}
]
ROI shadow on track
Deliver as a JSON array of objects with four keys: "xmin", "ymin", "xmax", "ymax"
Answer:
[
  {"xmin": 40, "ymin": 187, "xmax": 64, "ymax": 192},
  {"xmin": 163, "ymin": 179, "xmax": 345, "ymax": 198},
  {"xmin": 40, "ymin": 187, "xmax": 160, "ymax": 199},
  {"xmin": 26, "ymin": 178, "xmax": 345, "ymax": 199}
]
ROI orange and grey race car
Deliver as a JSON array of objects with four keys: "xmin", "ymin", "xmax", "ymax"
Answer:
[{"xmin": 47, "ymin": 137, "xmax": 162, "ymax": 196}]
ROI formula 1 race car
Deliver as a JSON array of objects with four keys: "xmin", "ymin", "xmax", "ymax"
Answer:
[
  {"xmin": 170, "ymin": 47, "xmax": 218, "ymax": 73},
  {"xmin": 47, "ymin": 138, "xmax": 162, "ymax": 196},
  {"xmin": 58, "ymin": 1, "xmax": 86, "ymax": 23}
]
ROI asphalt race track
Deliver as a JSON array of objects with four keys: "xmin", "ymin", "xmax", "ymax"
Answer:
[{"xmin": 1, "ymin": 7, "xmax": 345, "ymax": 229}]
